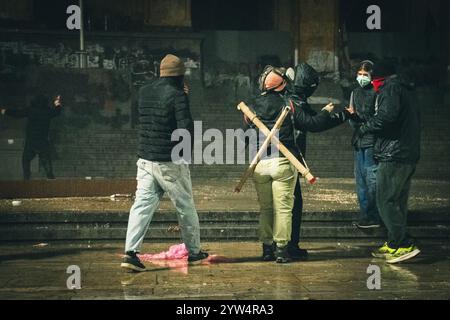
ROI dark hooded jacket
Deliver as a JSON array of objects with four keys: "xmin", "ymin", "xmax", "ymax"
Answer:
[
  {"xmin": 349, "ymin": 84, "xmax": 377, "ymax": 150},
  {"xmin": 4, "ymin": 95, "xmax": 61, "ymax": 146},
  {"xmin": 247, "ymin": 91, "xmax": 349, "ymax": 160},
  {"xmin": 359, "ymin": 75, "xmax": 420, "ymax": 164}
]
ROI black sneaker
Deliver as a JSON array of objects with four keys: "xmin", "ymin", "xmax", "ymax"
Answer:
[
  {"xmin": 121, "ymin": 252, "xmax": 146, "ymax": 272},
  {"xmin": 355, "ymin": 218, "xmax": 381, "ymax": 229},
  {"xmin": 287, "ymin": 244, "xmax": 308, "ymax": 259},
  {"xmin": 188, "ymin": 251, "xmax": 209, "ymax": 264},
  {"xmin": 275, "ymin": 246, "xmax": 291, "ymax": 264},
  {"xmin": 262, "ymin": 243, "xmax": 275, "ymax": 261}
]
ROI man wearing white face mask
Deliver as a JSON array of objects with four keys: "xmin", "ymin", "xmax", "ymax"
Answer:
[{"xmin": 348, "ymin": 60, "xmax": 381, "ymax": 229}]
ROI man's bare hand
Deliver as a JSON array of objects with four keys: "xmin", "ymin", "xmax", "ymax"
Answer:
[
  {"xmin": 183, "ymin": 84, "xmax": 190, "ymax": 95},
  {"xmin": 1, "ymin": 108, "xmax": 6, "ymax": 115},
  {"xmin": 322, "ymin": 103, "xmax": 335, "ymax": 113},
  {"xmin": 54, "ymin": 95, "xmax": 62, "ymax": 107},
  {"xmin": 346, "ymin": 105, "xmax": 355, "ymax": 114}
]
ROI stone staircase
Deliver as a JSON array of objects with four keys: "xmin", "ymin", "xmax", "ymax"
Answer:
[{"xmin": 0, "ymin": 210, "xmax": 448, "ymax": 241}]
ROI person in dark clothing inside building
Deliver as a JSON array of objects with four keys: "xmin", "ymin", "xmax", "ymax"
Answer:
[
  {"xmin": 121, "ymin": 54, "xmax": 208, "ymax": 272},
  {"xmin": 348, "ymin": 60, "xmax": 381, "ymax": 229},
  {"xmin": 248, "ymin": 66, "xmax": 352, "ymax": 263},
  {"xmin": 357, "ymin": 60, "xmax": 421, "ymax": 264},
  {"xmin": 1, "ymin": 94, "xmax": 62, "ymax": 180},
  {"xmin": 283, "ymin": 62, "xmax": 351, "ymax": 259}
]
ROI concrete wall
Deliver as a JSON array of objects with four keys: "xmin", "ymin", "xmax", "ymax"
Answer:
[{"xmin": 274, "ymin": 0, "xmax": 339, "ymax": 73}]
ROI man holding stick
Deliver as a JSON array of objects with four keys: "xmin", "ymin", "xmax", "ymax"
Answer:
[{"xmin": 242, "ymin": 68, "xmax": 352, "ymax": 263}]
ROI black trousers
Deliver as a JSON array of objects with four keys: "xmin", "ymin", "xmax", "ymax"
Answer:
[
  {"xmin": 376, "ymin": 161, "xmax": 416, "ymax": 248},
  {"xmin": 22, "ymin": 141, "xmax": 55, "ymax": 180},
  {"xmin": 289, "ymin": 178, "xmax": 303, "ymax": 246}
]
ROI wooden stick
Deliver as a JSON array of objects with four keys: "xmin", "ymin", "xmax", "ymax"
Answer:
[
  {"xmin": 237, "ymin": 102, "xmax": 316, "ymax": 184},
  {"xmin": 234, "ymin": 105, "xmax": 291, "ymax": 193}
]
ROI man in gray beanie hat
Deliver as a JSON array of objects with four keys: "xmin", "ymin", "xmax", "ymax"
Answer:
[{"xmin": 121, "ymin": 54, "xmax": 208, "ymax": 272}]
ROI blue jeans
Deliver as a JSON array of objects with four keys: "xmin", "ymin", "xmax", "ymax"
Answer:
[
  {"xmin": 354, "ymin": 148, "xmax": 380, "ymax": 223},
  {"xmin": 125, "ymin": 159, "xmax": 201, "ymax": 255}
]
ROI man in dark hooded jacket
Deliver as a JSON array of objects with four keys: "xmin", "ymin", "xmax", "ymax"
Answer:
[
  {"xmin": 284, "ymin": 63, "xmax": 349, "ymax": 258},
  {"xmin": 1, "ymin": 94, "xmax": 62, "ymax": 180},
  {"xmin": 357, "ymin": 60, "xmax": 421, "ymax": 264}
]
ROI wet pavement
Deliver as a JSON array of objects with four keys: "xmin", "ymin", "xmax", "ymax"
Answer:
[{"xmin": 0, "ymin": 240, "xmax": 448, "ymax": 300}]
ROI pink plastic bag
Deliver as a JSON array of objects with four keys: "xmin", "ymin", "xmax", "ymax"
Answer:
[{"xmin": 138, "ymin": 243, "xmax": 189, "ymax": 261}]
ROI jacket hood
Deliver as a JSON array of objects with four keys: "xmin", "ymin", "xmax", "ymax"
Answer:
[
  {"xmin": 385, "ymin": 74, "xmax": 415, "ymax": 91},
  {"xmin": 293, "ymin": 63, "xmax": 320, "ymax": 98}
]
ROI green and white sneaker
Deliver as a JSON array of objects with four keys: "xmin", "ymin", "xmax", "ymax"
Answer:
[
  {"xmin": 386, "ymin": 245, "xmax": 421, "ymax": 264},
  {"xmin": 371, "ymin": 242, "xmax": 397, "ymax": 258}
]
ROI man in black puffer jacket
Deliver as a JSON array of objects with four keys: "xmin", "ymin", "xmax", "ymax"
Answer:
[
  {"xmin": 358, "ymin": 60, "xmax": 421, "ymax": 264},
  {"xmin": 122, "ymin": 54, "xmax": 208, "ymax": 272}
]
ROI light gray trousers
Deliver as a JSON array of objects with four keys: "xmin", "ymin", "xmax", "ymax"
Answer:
[{"xmin": 125, "ymin": 158, "xmax": 201, "ymax": 255}]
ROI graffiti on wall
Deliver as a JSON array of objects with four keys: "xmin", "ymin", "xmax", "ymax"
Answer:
[
  {"xmin": 0, "ymin": 40, "xmax": 200, "ymax": 82},
  {"xmin": 0, "ymin": 38, "xmax": 201, "ymax": 130}
]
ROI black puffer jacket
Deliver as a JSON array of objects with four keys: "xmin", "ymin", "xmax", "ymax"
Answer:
[
  {"xmin": 137, "ymin": 77, "xmax": 193, "ymax": 162},
  {"xmin": 359, "ymin": 76, "xmax": 420, "ymax": 164},
  {"xmin": 247, "ymin": 91, "xmax": 349, "ymax": 159},
  {"xmin": 5, "ymin": 95, "xmax": 61, "ymax": 146},
  {"xmin": 349, "ymin": 85, "xmax": 377, "ymax": 150}
]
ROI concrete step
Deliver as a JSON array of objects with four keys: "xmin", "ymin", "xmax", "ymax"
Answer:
[{"xmin": 1, "ymin": 210, "xmax": 448, "ymax": 241}]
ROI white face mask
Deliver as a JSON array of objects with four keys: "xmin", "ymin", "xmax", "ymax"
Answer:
[{"xmin": 356, "ymin": 74, "xmax": 371, "ymax": 87}]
